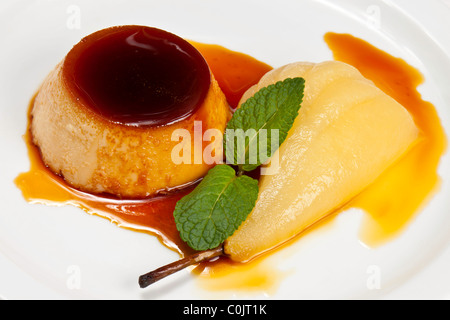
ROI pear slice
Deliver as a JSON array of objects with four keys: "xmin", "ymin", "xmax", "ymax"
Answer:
[{"xmin": 224, "ymin": 61, "xmax": 419, "ymax": 262}]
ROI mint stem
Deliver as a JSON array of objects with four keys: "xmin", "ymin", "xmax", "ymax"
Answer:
[{"xmin": 138, "ymin": 245, "xmax": 224, "ymax": 288}]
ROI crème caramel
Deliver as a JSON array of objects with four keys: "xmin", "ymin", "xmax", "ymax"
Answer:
[{"xmin": 31, "ymin": 25, "xmax": 230, "ymax": 198}]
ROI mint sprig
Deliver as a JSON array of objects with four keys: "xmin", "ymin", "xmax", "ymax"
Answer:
[
  {"xmin": 173, "ymin": 165, "xmax": 259, "ymax": 251},
  {"xmin": 173, "ymin": 77, "xmax": 305, "ymax": 251},
  {"xmin": 224, "ymin": 77, "xmax": 305, "ymax": 172}
]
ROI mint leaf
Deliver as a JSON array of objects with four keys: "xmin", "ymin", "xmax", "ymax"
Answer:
[
  {"xmin": 173, "ymin": 165, "xmax": 259, "ymax": 251},
  {"xmin": 224, "ymin": 77, "xmax": 305, "ymax": 172},
  {"xmin": 173, "ymin": 78, "xmax": 305, "ymax": 252}
]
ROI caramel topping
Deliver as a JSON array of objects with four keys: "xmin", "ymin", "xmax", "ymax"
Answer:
[{"xmin": 62, "ymin": 25, "xmax": 211, "ymax": 127}]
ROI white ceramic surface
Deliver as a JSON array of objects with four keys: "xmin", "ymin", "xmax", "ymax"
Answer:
[{"xmin": 0, "ymin": 0, "xmax": 449, "ymax": 299}]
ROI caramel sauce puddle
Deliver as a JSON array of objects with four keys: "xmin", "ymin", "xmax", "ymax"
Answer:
[
  {"xmin": 324, "ymin": 33, "xmax": 447, "ymax": 246},
  {"xmin": 15, "ymin": 35, "xmax": 446, "ymax": 293}
]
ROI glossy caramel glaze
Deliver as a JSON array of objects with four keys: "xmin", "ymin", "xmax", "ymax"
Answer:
[
  {"xmin": 63, "ymin": 25, "xmax": 211, "ymax": 127},
  {"xmin": 190, "ymin": 41, "xmax": 272, "ymax": 109}
]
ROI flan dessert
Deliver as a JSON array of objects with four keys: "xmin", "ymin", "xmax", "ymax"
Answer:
[{"xmin": 30, "ymin": 25, "xmax": 230, "ymax": 198}]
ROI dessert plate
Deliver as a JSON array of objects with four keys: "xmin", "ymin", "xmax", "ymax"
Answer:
[{"xmin": 0, "ymin": 0, "xmax": 449, "ymax": 300}]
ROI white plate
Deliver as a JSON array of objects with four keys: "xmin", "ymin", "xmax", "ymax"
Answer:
[{"xmin": 0, "ymin": 0, "xmax": 449, "ymax": 300}]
